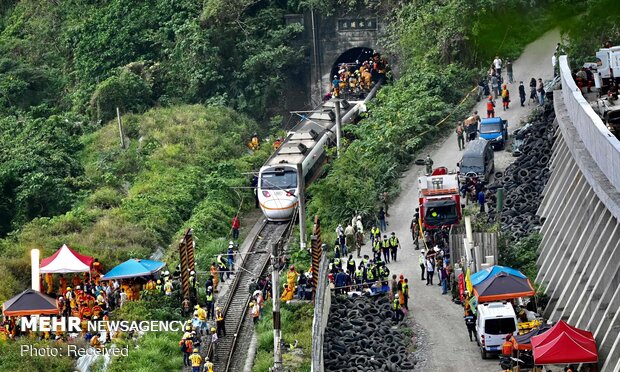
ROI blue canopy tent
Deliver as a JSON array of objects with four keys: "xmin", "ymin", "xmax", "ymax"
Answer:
[
  {"xmin": 101, "ymin": 259, "xmax": 165, "ymax": 280},
  {"xmin": 470, "ymin": 265, "xmax": 526, "ymax": 287}
]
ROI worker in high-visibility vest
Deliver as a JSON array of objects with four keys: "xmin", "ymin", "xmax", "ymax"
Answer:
[
  {"xmin": 215, "ymin": 307, "xmax": 226, "ymax": 337},
  {"xmin": 188, "ymin": 349, "xmax": 202, "ymax": 372}
]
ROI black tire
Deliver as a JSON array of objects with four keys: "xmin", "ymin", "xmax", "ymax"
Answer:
[{"xmin": 414, "ymin": 159, "xmax": 426, "ymax": 165}]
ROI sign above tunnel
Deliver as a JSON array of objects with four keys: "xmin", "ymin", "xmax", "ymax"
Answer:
[{"xmin": 338, "ymin": 18, "xmax": 377, "ymax": 31}]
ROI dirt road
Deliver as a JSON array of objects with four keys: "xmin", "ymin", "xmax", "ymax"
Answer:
[{"xmin": 358, "ymin": 28, "xmax": 560, "ymax": 371}]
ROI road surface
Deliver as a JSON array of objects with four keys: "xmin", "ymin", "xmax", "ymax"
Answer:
[{"xmin": 358, "ymin": 28, "xmax": 560, "ymax": 372}]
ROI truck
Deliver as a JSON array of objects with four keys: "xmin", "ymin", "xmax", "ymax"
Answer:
[
  {"xmin": 476, "ymin": 301, "xmax": 518, "ymax": 359},
  {"xmin": 479, "ymin": 117, "xmax": 508, "ymax": 150},
  {"xmin": 593, "ymin": 46, "xmax": 620, "ymax": 91},
  {"xmin": 418, "ymin": 167, "xmax": 462, "ymax": 231}
]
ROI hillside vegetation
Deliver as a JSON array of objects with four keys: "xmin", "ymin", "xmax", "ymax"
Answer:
[{"xmin": 0, "ymin": 0, "xmax": 618, "ymax": 370}]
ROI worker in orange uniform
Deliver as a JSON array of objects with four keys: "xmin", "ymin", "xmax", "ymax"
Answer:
[
  {"xmin": 210, "ymin": 263, "xmax": 219, "ymax": 292},
  {"xmin": 502, "ymin": 334, "xmax": 513, "ymax": 357},
  {"xmin": 486, "ymin": 96, "xmax": 496, "ymax": 118},
  {"xmin": 287, "ymin": 265, "xmax": 298, "ymax": 292},
  {"xmin": 280, "ymin": 284, "xmax": 294, "ymax": 302},
  {"xmin": 59, "ymin": 274, "xmax": 68, "ymax": 295},
  {"xmin": 44, "ymin": 273, "xmax": 54, "ymax": 295},
  {"xmin": 248, "ymin": 133, "xmax": 260, "ymax": 151},
  {"xmin": 72, "ymin": 275, "xmax": 81, "ymax": 289}
]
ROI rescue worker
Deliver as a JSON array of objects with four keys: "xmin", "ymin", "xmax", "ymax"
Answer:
[
  {"xmin": 280, "ymin": 284, "xmax": 294, "ymax": 302},
  {"xmin": 502, "ymin": 334, "xmax": 513, "ymax": 357},
  {"xmin": 455, "ymin": 121, "xmax": 465, "ymax": 150},
  {"xmin": 196, "ymin": 305, "xmax": 208, "ymax": 335},
  {"xmin": 424, "ymin": 155, "xmax": 433, "ymax": 174},
  {"xmin": 372, "ymin": 238, "xmax": 381, "ymax": 262},
  {"xmin": 44, "ymin": 273, "xmax": 54, "ymax": 295},
  {"xmin": 392, "ymin": 298, "xmax": 404, "ymax": 322},
  {"xmin": 501, "ymin": 84, "xmax": 510, "ymax": 110},
  {"xmin": 205, "ymin": 287, "xmax": 215, "ymax": 320},
  {"xmin": 215, "ymin": 307, "xmax": 226, "ymax": 337},
  {"xmin": 217, "ymin": 255, "xmax": 229, "ymax": 281},
  {"xmin": 250, "ymin": 302, "xmax": 260, "ymax": 324},
  {"xmin": 486, "ymin": 95, "xmax": 496, "ymax": 118},
  {"xmin": 381, "ymin": 235, "xmax": 391, "ymax": 264},
  {"xmin": 210, "ymin": 263, "xmax": 219, "ymax": 292},
  {"xmin": 389, "ymin": 232, "xmax": 400, "ymax": 262},
  {"xmin": 90, "ymin": 332, "xmax": 102, "ymax": 350},
  {"xmin": 164, "ymin": 279, "xmax": 173, "ymax": 296},
  {"xmin": 155, "ymin": 279, "xmax": 163, "ymax": 293},
  {"xmin": 231, "ymin": 215, "xmax": 240, "ymax": 240},
  {"xmin": 59, "ymin": 274, "xmax": 68, "ymax": 295},
  {"xmin": 402, "ymin": 278, "xmax": 409, "ymax": 310},
  {"xmin": 354, "ymin": 265, "xmax": 364, "ymax": 286},
  {"xmin": 287, "ymin": 265, "xmax": 298, "ymax": 292},
  {"xmin": 204, "ymin": 358, "xmax": 214, "ymax": 372},
  {"xmin": 248, "ymin": 133, "xmax": 260, "ymax": 151},
  {"xmin": 180, "ymin": 336, "xmax": 194, "ymax": 366}
]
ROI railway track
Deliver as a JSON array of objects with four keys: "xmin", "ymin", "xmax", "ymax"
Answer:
[{"xmin": 207, "ymin": 219, "xmax": 292, "ymax": 371}]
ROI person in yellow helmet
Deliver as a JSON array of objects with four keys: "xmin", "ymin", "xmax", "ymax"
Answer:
[
  {"xmin": 215, "ymin": 307, "xmax": 226, "ymax": 337},
  {"xmin": 204, "ymin": 357, "xmax": 214, "ymax": 372},
  {"xmin": 188, "ymin": 349, "xmax": 202, "ymax": 372}
]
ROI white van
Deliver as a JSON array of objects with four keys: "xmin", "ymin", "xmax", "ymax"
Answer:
[{"xmin": 476, "ymin": 301, "xmax": 518, "ymax": 359}]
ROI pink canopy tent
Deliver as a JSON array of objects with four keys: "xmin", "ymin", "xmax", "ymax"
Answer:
[{"xmin": 40, "ymin": 244, "xmax": 94, "ymax": 273}]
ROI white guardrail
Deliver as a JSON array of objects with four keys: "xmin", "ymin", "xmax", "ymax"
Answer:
[{"xmin": 559, "ymin": 55, "xmax": 620, "ymax": 193}]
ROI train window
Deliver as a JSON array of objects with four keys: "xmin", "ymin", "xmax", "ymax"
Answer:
[{"xmin": 261, "ymin": 170, "xmax": 298, "ymax": 190}]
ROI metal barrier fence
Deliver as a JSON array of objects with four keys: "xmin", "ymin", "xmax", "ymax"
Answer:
[
  {"xmin": 558, "ymin": 56, "xmax": 620, "ymax": 197},
  {"xmin": 311, "ymin": 250, "xmax": 330, "ymax": 372}
]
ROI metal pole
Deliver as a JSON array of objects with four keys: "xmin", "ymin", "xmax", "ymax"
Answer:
[
  {"xmin": 297, "ymin": 163, "xmax": 307, "ymax": 250},
  {"xmin": 310, "ymin": 9, "xmax": 321, "ymax": 98},
  {"xmin": 116, "ymin": 107, "xmax": 125, "ymax": 149},
  {"xmin": 271, "ymin": 241, "xmax": 283, "ymax": 372},
  {"xmin": 331, "ymin": 98, "xmax": 342, "ymax": 157}
]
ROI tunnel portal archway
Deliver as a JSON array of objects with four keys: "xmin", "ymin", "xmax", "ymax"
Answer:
[{"xmin": 330, "ymin": 47, "xmax": 374, "ymax": 79}]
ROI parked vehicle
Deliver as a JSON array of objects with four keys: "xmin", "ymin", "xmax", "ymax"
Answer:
[
  {"xmin": 458, "ymin": 139, "xmax": 494, "ymax": 183},
  {"xmin": 417, "ymin": 167, "xmax": 462, "ymax": 231},
  {"xmin": 479, "ymin": 117, "xmax": 508, "ymax": 150},
  {"xmin": 476, "ymin": 302, "xmax": 518, "ymax": 359}
]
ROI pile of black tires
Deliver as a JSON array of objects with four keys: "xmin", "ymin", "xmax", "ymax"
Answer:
[
  {"xmin": 488, "ymin": 103, "xmax": 556, "ymax": 241},
  {"xmin": 324, "ymin": 294, "xmax": 415, "ymax": 371}
]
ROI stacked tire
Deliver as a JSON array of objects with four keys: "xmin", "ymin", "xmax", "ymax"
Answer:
[
  {"xmin": 487, "ymin": 103, "xmax": 556, "ymax": 241},
  {"xmin": 324, "ymin": 294, "xmax": 415, "ymax": 371}
]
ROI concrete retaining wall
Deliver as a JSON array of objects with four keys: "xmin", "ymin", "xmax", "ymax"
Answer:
[
  {"xmin": 311, "ymin": 251, "xmax": 330, "ymax": 372},
  {"xmin": 536, "ymin": 57, "xmax": 620, "ymax": 370}
]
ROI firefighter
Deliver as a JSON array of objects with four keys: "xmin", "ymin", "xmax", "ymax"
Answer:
[{"xmin": 424, "ymin": 155, "xmax": 434, "ymax": 174}]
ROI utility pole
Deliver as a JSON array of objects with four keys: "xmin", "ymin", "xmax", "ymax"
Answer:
[
  {"xmin": 296, "ymin": 163, "xmax": 307, "ymax": 250},
  {"xmin": 331, "ymin": 98, "xmax": 342, "ymax": 157},
  {"xmin": 271, "ymin": 240, "xmax": 283, "ymax": 372},
  {"xmin": 116, "ymin": 107, "xmax": 125, "ymax": 149}
]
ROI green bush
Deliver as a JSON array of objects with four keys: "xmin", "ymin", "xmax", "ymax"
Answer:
[
  {"xmin": 90, "ymin": 70, "xmax": 152, "ymax": 122},
  {"xmin": 0, "ymin": 339, "xmax": 75, "ymax": 372}
]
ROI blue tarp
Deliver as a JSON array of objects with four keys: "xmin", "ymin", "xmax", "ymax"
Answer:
[
  {"xmin": 470, "ymin": 265, "xmax": 526, "ymax": 287},
  {"xmin": 101, "ymin": 259, "xmax": 165, "ymax": 280}
]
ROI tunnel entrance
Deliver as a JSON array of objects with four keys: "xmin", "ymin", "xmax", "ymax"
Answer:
[{"xmin": 330, "ymin": 47, "xmax": 374, "ymax": 79}]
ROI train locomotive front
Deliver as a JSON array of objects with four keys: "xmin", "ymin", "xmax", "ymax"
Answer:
[{"xmin": 257, "ymin": 165, "xmax": 300, "ymax": 221}]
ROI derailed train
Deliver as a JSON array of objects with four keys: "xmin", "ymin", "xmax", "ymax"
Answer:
[{"xmin": 257, "ymin": 99, "xmax": 363, "ymax": 221}]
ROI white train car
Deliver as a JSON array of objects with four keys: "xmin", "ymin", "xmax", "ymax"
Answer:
[{"xmin": 258, "ymin": 100, "xmax": 353, "ymax": 221}]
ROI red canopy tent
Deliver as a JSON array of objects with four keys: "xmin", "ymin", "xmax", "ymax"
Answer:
[
  {"xmin": 40, "ymin": 244, "xmax": 94, "ymax": 273},
  {"xmin": 531, "ymin": 320, "xmax": 594, "ymax": 348},
  {"xmin": 531, "ymin": 320, "xmax": 598, "ymax": 365},
  {"xmin": 533, "ymin": 331, "xmax": 598, "ymax": 365}
]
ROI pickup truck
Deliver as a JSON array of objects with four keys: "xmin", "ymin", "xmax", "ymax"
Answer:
[{"xmin": 479, "ymin": 117, "xmax": 508, "ymax": 150}]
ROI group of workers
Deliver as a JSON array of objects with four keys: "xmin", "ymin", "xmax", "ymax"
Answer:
[
  {"xmin": 179, "ymin": 303, "xmax": 223, "ymax": 372},
  {"xmin": 327, "ymin": 52, "xmax": 389, "ymax": 100}
]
